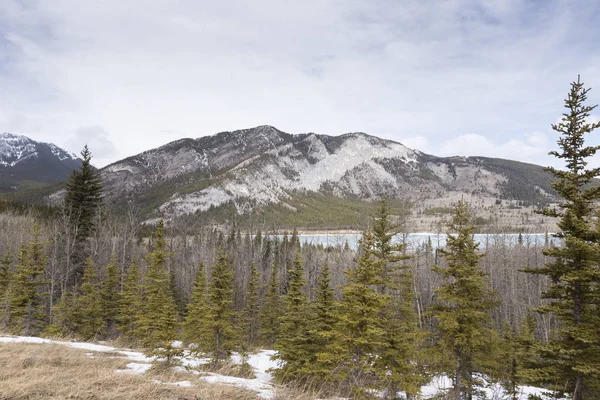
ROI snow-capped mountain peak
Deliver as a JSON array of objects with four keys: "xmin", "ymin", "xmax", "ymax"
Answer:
[
  {"xmin": 0, "ymin": 133, "xmax": 39, "ymax": 167},
  {"xmin": 0, "ymin": 133, "xmax": 81, "ymax": 191}
]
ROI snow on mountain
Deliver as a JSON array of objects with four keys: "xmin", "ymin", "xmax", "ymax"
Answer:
[
  {"xmin": 99, "ymin": 125, "xmax": 556, "ymax": 217},
  {"xmin": 0, "ymin": 133, "xmax": 81, "ymax": 191},
  {"xmin": 0, "ymin": 133, "xmax": 77, "ymax": 167},
  {"xmin": 0, "ymin": 133, "xmax": 38, "ymax": 167}
]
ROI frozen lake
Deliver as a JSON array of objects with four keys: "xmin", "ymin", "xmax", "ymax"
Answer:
[{"xmin": 269, "ymin": 232, "xmax": 556, "ymax": 250}]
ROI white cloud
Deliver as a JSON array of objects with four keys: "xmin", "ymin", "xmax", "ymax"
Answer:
[
  {"xmin": 0, "ymin": 0, "xmax": 599, "ymax": 166},
  {"xmin": 439, "ymin": 132, "xmax": 556, "ymax": 166},
  {"xmin": 400, "ymin": 136, "xmax": 431, "ymax": 153},
  {"xmin": 66, "ymin": 126, "xmax": 118, "ymax": 167}
]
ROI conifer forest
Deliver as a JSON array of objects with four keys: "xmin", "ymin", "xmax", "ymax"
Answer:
[{"xmin": 1, "ymin": 79, "xmax": 600, "ymax": 400}]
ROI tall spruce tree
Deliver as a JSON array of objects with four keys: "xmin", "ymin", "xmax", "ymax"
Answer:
[
  {"xmin": 0, "ymin": 253, "xmax": 12, "ymax": 329},
  {"xmin": 430, "ymin": 201, "xmax": 497, "ymax": 400},
  {"xmin": 8, "ymin": 224, "xmax": 48, "ymax": 336},
  {"xmin": 117, "ymin": 258, "xmax": 142, "ymax": 339},
  {"xmin": 74, "ymin": 257, "xmax": 103, "ymax": 339},
  {"xmin": 372, "ymin": 200, "xmax": 424, "ymax": 399},
  {"xmin": 64, "ymin": 145, "xmax": 103, "ymax": 282},
  {"xmin": 273, "ymin": 253, "xmax": 312, "ymax": 383},
  {"xmin": 137, "ymin": 220, "xmax": 181, "ymax": 363},
  {"xmin": 524, "ymin": 76, "xmax": 600, "ymax": 399},
  {"xmin": 46, "ymin": 289, "xmax": 78, "ymax": 336},
  {"xmin": 307, "ymin": 263, "xmax": 340, "ymax": 384},
  {"xmin": 200, "ymin": 249, "xmax": 238, "ymax": 364},
  {"xmin": 333, "ymin": 231, "xmax": 388, "ymax": 396},
  {"xmin": 182, "ymin": 264, "xmax": 208, "ymax": 348},
  {"xmin": 241, "ymin": 262, "xmax": 260, "ymax": 347},
  {"xmin": 261, "ymin": 259, "xmax": 281, "ymax": 346},
  {"xmin": 515, "ymin": 312, "xmax": 540, "ymax": 385},
  {"xmin": 100, "ymin": 255, "xmax": 120, "ymax": 337}
]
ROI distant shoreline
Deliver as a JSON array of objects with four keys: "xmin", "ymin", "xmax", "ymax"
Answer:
[{"xmin": 268, "ymin": 230, "xmax": 553, "ymax": 236}]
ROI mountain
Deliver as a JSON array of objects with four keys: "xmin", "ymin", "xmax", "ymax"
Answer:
[
  {"xmin": 99, "ymin": 126, "xmax": 557, "ymax": 229},
  {"xmin": 0, "ymin": 133, "xmax": 81, "ymax": 191}
]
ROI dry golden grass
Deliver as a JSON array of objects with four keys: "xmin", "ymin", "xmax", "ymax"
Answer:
[
  {"xmin": 0, "ymin": 342, "xmax": 258, "ymax": 400},
  {"xmin": 196, "ymin": 361, "xmax": 256, "ymax": 379}
]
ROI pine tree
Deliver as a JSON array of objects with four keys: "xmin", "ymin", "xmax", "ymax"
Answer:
[
  {"xmin": 372, "ymin": 200, "xmax": 424, "ymax": 399},
  {"xmin": 273, "ymin": 253, "xmax": 312, "ymax": 383},
  {"xmin": 515, "ymin": 311, "xmax": 540, "ymax": 385},
  {"xmin": 200, "ymin": 249, "xmax": 238, "ymax": 364},
  {"xmin": 524, "ymin": 76, "xmax": 600, "ymax": 400},
  {"xmin": 118, "ymin": 258, "xmax": 142, "ymax": 339},
  {"xmin": 45, "ymin": 289, "xmax": 78, "ymax": 337},
  {"xmin": 137, "ymin": 220, "xmax": 181, "ymax": 364},
  {"xmin": 241, "ymin": 262, "xmax": 261, "ymax": 347},
  {"xmin": 74, "ymin": 257, "xmax": 103, "ymax": 339},
  {"xmin": 182, "ymin": 264, "xmax": 208, "ymax": 348},
  {"xmin": 8, "ymin": 224, "xmax": 49, "ymax": 336},
  {"xmin": 0, "ymin": 253, "xmax": 12, "ymax": 329},
  {"xmin": 100, "ymin": 255, "xmax": 120, "ymax": 337},
  {"xmin": 64, "ymin": 145, "xmax": 103, "ymax": 282},
  {"xmin": 430, "ymin": 201, "xmax": 498, "ymax": 400},
  {"xmin": 308, "ymin": 263, "xmax": 340, "ymax": 383},
  {"xmin": 498, "ymin": 321, "xmax": 520, "ymax": 400},
  {"xmin": 261, "ymin": 259, "xmax": 281, "ymax": 346},
  {"xmin": 333, "ymin": 231, "xmax": 388, "ymax": 396}
]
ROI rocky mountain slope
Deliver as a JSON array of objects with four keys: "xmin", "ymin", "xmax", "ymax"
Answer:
[
  {"xmin": 0, "ymin": 133, "xmax": 81, "ymax": 191},
  {"xmin": 99, "ymin": 126, "xmax": 556, "ymax": 223}
]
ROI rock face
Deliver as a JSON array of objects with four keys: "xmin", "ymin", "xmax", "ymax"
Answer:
[
  {"xmin": 99, "ymin": 125, "xmax": 556, "ymax": 217},
  {"xmin": 0, "ymin": 133, "xmax": 81, "ymax": 191}
]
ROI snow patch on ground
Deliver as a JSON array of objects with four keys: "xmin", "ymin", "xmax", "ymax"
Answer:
[
  {"xmin": 201, "ymin": 373, "xmax": 275, "ymax": 399},
  {"xmin": 1, "ymin": 336, "xmax": 278, "ymax": 399},
  {"xmin": 116, "ymin": 362, "xmax": 153, "ymax": 375},
  {"xmin": 0, "ymin": 336, "xmax": 154, "ymax": 371},
  {"xmin": 1, "ymin": 336, "xmax": 561, "ymax": 399}
]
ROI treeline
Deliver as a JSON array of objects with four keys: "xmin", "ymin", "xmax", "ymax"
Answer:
[
  {"xmin": 0, "ymin": 200, "xmax": 550, "ymax": 398},
  {"xmin": 0, "ymin": 198, "xmax": 591, "ymax": 399}
]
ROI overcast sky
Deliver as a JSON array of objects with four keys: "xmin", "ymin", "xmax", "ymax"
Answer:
[{"xmin": 1, "ymin": 0, "xmax": 599, "ymax": 168}]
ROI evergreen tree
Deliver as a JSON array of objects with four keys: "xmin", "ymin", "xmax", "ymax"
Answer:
[
  {"xmin": 45, "ymin": 289, "xmax": 77, "ymax": 337},
  {"xmin": 273, "ymin": 253, "xmax": 312, "ymax": 383},
  {"xmin": 430, "ymin": 201, "xmax": 497, "ymax": 400},
  {"xmin": 118, "ymin": 258, "xmax": 142, "ymax": 339},
  {"xmin": 8, "ymin": 224, "xmax": 49, "ymax": 336},
  {"xmin": 169, "ymin": 268, "xmax": 187, "ymax": 318},
  {"xmin": 261, "ymin": 259, "xmax": 281, "ymax": 346},
  {"xmin": 182, "ymin": 264, "xmax": 208, "ymax": 348},
  {"xmin": 0, "ymin": 253, "xmax": 12, "ymax": 329},
  {"xmin": 308, "ymin": 263, "xmax": 340, "ymax": 383},
  {"xmin": 372, "ymin": 200, "xmax": 424, "ymax": 399},
  {"xmin": 332, "ymin": 231, "xmax": 387, "ymax": 396},
  {"xmin": 100, "ymin": 255, "xmax": 120, "ymax": 337},
  {"xmin": 524, "ymin": 76, "xmax": 600, "ymax": 400},
  {"xmin": 515, "ymin": 311, "xmax": 540, "ymax": 385},
  {"xmin": 241, "ymin": 262, "xmax": 260, "ymax": 347},
  {"xmin": 200, "ymin": 249, "xmax": 238, "ymax": 364},
  {"xmin": 74, "ymin": 257, "xmax": 103, "ymax": 339},
  {"xmin": 498, "ymin": 321, "xmax": 520, "ymax": 400},
  {"xmin": 137, "ymin": 220, "xmax": 181, "ymax": 363},
  {"xmin": 64, "ymin": 145, "xmax": 103, "ymax": 282}
]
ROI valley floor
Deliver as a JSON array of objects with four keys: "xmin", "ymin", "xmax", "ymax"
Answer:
[{"xmin": 0, "ymin": 335, "xmax": 561, "ymax": 400}]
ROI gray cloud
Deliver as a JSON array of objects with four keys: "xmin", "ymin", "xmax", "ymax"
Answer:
[
  {"xmin": 66, "ymin": 126, "xmax": 118, "ymax": 161},
  {"xmin": 0, "ymin": 0, "xmax": 599, "ymax": 167}
]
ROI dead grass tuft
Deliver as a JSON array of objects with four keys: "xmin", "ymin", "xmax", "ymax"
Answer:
[
  {"xmin": 0, "ymin": 342, "xmax": 258, "ymax": 400},
  {"xmin": 196, "ymin": 361, "xmax": 256, "ymax": 379}
]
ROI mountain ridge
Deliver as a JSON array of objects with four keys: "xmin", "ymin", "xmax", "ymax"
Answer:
[
  {"xmin": 0, "ymin": 133, "xmax": 81, "ymax": 191},
  {"xmin": 97, "ymin": 125, "xmax": 557, "ymax": 226}
]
